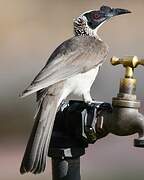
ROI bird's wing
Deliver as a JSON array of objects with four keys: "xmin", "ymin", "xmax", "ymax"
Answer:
[{"xmin": 21, "ymin": 37, "xmax": 106, "ymax": 97}]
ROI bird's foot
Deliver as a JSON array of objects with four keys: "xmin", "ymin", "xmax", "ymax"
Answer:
[
  {"xmin": 85, "ymin": 100, "xmax": 104, "ymax": 108},
  {"xmin": 59, "ymin": 100, "xmax": 69, "ymax": 111}
]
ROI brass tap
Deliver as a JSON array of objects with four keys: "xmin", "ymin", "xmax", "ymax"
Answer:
[
  {"xmin": 90, "ymin": 56, "xmax": 144, "ymax": 147},
  {"xmin": 110, "ymin": 56, "xmax": 144, "ymax": 108}
]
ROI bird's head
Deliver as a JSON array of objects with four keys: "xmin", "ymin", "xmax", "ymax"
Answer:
[{"xmin": 74, "ymin": 5, "xmax": 131, "ymax": 37}]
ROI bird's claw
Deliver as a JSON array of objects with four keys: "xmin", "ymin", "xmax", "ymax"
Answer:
[
  {"xmin": 59, "ymin": 100, "xmax": 69, "ymax": 111},
  {"xmin": 86, "ymin": 100, "xmax": 105, "ymax": 109}
]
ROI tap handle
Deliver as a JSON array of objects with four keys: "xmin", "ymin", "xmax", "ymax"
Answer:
[
  {"xmin": 111, "ymin": 56, "xmax": 144, "ymax": 68},
  {"xmin": 111, "ymin": 56, "xmax": 144, "ymax": 78}
]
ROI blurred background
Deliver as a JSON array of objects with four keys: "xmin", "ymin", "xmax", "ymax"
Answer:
[{"xmin": 0, "ymin": 0, "xmax": 144, "ymax": 179}]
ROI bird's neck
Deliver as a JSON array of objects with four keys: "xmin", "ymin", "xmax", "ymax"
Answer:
[{"xmin": 74, "ymin": 22, "xmax": 101, "ymax": 40}]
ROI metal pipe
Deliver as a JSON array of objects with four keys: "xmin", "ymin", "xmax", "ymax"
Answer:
[{"xmin": 52, "ymin": 157, "xmax": 80, "ymax": 180}]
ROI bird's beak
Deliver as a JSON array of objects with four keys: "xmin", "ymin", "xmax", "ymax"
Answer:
[
  {"xmin": 110, "ymin": 8, "xmax": 131, "ymax": 17},
  {"xmin": 100, "ymin": 6, "xmax": 131, "ymax": 19}
]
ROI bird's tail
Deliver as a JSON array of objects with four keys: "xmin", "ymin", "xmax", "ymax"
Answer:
[{"xmin": 20, "ymin": 93, "xmax": 61, "ymax": 174}]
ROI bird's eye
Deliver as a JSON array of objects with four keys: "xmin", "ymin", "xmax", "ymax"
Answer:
[{"xmin": 92, "ymin": 12, "xmax": 101, "ymax": 20}]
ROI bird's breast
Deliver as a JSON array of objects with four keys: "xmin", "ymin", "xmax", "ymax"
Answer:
[{"xmin": 64, "ymin": 65, "xmax": 100, "ymax": 96}]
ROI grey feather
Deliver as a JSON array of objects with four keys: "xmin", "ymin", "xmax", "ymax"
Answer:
[
  {"xmin": 21, "ymin": 36, "xmax": 108, "ymax": 97},
  {"xmin": 20, "ymin": 88, "xmax": 62, "ymax": 174}
]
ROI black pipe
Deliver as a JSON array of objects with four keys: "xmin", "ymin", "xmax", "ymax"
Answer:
[
  {"xmin": 52, "ymin": 157, "xmax": 80, "ymax": 180},
  {"xmin": 48, "ymin": 101, "xmax": 88, "ymax": 180},
  {"xmin": 49, "ymin": 101, "xmax": 111, "ymax": 180}
]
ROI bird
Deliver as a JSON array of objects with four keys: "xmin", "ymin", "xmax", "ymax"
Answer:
[{"xmin": 20, "ymin": 5, "xmax": 131, "ymax": 174}]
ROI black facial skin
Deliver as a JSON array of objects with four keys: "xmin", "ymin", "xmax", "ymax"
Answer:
[
  {"xmin": 84, "ymin": 12, "xmax": 106, "ymax": 30},
  {"xmin": 84, "ymin": 6, "xmax": 112, "ymax": 30}
]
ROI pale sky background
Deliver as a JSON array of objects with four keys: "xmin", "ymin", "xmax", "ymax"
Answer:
[{"xmin": 0, "ymin": 0, "xmax": 144, "ymax": 180}]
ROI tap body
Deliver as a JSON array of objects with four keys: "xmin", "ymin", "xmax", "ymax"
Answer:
[{"xmin": 95, "ymin": 56, "xmax": 144, "ymax": 147}]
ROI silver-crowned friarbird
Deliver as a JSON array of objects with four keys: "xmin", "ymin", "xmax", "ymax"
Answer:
[{"xmin": 20, "ymin": 5, "xmax": 131, "ymax": 174}]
